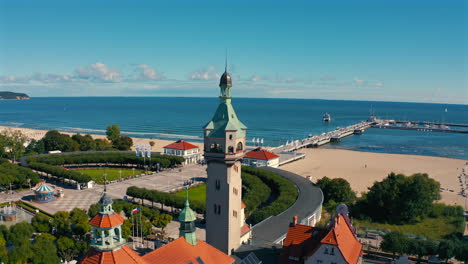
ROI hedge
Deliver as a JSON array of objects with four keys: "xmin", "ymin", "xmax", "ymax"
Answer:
[
  {"xmin": 0, "ymin": 162, "xmax": 40, "ymax": 188},
  {"xmin": 28, "ymin": 162, "xmax": 92, "ymax": 183},
  {"xmin": 24, "ymin": 152, "xmax": 185, "ymax": 183},
  {"xmin": 26, "ymin": 152, "xmax": 184, "ymax": 168},
  {"xmin": 127, "ymin": 167, "xmax": 299, "ymax": 225},
  {"xmin": 242, "ymin": 172, "xmax": 271, "ymax": 213},
  {"xmin": 242, "ymin": 167, "xmax": 298, "ymax": 224},
  {"xmin": 127, "ymin": 186, "xmax": 206, "ymax": 214}
]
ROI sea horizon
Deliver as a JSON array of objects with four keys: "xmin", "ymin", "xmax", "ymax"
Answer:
[{"xmin": 1, "ymin": 97, "xmax": 467, "ymax": 160}]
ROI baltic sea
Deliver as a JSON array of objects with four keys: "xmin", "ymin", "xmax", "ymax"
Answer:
[{"xmin": 1, "ymin": 97, "xmax": 467, "ymax": 159}]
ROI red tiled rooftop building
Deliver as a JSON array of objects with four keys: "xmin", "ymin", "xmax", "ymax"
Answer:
[
  {"xmin": 280, "ymin": 204, "xmax": 363, "ymax": 264},
  {"xmin": 80, "ymin": 190, "xmax": 234, "ymax": 264},
  {"xmin": 163, "ymin": 139, "xmax": 202, "ymax": 165},
  {"xmin": 243, "ymin": 147, "xmax": 280, "ymax": 168}
]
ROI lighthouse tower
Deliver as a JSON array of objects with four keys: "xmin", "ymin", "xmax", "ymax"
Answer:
[{"xmin": 203, "ymin": 63, "xmax": 247, "ymax": 255}]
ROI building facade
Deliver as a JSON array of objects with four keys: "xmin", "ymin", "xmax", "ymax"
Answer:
[
  {"xmin": 163, "ymin": 139, "xmax": 201, "ymax": 165},
  {"xmin": 243, "ymin": 147, "xmax": 280, "ymax": 168},
  {"xmin": 203, "ymin": 65, "xmax": 248, "ymax": 255},
  {"xmin": 280, "ymin": 204, "xmax": 363, "ymax": 264}
]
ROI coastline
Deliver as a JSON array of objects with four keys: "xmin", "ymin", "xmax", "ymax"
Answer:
[{"xmin": 2, "ymin": 125, "xmax": 466, "ymax": 207}]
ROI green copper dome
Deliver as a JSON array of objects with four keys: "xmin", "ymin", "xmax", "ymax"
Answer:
[{"xmin": 179, "ymin": 199, "xmax": 196, "ymax": 223}]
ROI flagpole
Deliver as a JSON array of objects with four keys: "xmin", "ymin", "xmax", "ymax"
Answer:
[
  {"xmin": 132, "ymin": 211, "xmax": 135, "ymax": 249},
  {"xmin": 135, "ymin": 210, "xmax": 139, "ymax": 249},
  {"xmin": 139, "ymin": 209, "xmax": 143, "ymax": 248}
]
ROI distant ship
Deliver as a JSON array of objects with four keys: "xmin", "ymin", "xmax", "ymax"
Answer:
[
  {"xmin": 322, "ymin": 113, "xmax": 331, "ymax": 122},
  {"xmin": 445, "ymin": 108, "xmax": 448, "ymax": 113}
]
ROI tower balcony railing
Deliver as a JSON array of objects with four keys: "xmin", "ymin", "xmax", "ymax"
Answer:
[{"xmin": 204, "ymin": 149, "xmax": 245, "ymax": 160}]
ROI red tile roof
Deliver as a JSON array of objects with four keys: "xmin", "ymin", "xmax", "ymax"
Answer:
[
  {"xmin": 326, "ymin": 214, "xmax": 363, "ymax": 264},
  {"xmin": 241, "ymin": 201, "xmax": 247, "ymax": 209},
  {"xmin": 245, "ymin": 147, "xmax": 279, "ymax": 160},
  {"xmin": 280, "ymin": 214, "xmax": 362, "ymax": 264},
  {"xmin": 89, "ymin": 213, "xmax": 125, "ymax": 228},
  {"xmin": 241, "ymin": 223, "xmax": 250, "ymax": 235},
  {"xmin": 163, "ymin": 139, "xmax": 199, "ymax": 150},
  {"xmin": 80, "ymin": 245, "xmax": 148, "ymax": 264},
  {"xmin": 142, "ymin": 237, "xmax": 234, "ymax": 264}
]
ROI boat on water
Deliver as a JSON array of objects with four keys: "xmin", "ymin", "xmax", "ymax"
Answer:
[
  {"xmin": 440, "ymin": 125, "xmax": 450, "ymax": 129},
  {"xmin": 323, "ymin": 113, "xmax": 331, "ymax": 122}
]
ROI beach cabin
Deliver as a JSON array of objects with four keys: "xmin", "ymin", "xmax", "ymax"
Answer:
[
  {"xmin": 243, "ymin": 147, "xmax": 280, "ymax": 168},
  {"xmin": 163, "ymin": 139, "xmax": 201, "ymax": 165},
  {"xmin": 34, "ymin": 182, "xmax": 56, "ymax": 202}
]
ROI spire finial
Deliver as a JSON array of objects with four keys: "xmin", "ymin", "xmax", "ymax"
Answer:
[
  {"xmin": 225, "ymin": 48, "xmax": 228, "ymax": 72},
  {"xmin": 185, "ymin": 185, "xmax": 190, "ymax": 207}
]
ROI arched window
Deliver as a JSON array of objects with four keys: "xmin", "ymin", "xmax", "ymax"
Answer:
[
  {"xmin": 228, "ymin": 146, "xmax": 234, "ymax": 153},
  {"xmin": 229, "ymin": 134, "xmax": 233, "ymax": 140},
  {"xmin": 114, "ymin": 228, "xmax": 120, "ymax": 241},
  {"xmin": 236, "ymin": 142, "xmax": 243, "ymax": 151}
]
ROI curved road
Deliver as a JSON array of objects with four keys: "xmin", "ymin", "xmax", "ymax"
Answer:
[{"xmin": 250, "ymin": 167, "xmax": 323, "ymax": 245}]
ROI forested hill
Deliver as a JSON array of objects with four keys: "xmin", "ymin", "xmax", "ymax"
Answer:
[{"xmin": 0, "ymin": 91, "xmax": 30, "ymax": 100}]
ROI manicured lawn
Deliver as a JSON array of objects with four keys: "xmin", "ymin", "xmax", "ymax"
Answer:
[
  {"xmin": 74, "ymin": 168, "xmax": 144, "ymax": 183},
  {"xmin": 353, "ymin": 216, "xmax": 465, "ymax": 240},
  {"xmin": 175, "ymin": 184, "xmax": 206, "ymax": 203}
]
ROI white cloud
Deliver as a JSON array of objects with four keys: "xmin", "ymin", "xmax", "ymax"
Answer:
[
  {"xmin": 75, "ymin": 62, "xmax": 122, "ymax": 83},
  {"xmin": 190, "ymin": 66, "xmax": 220, "ymax": 80},
  {"xmin": 353, "ymin": 77, "xmax": 365, "ymax": 84},
  {"xmin": 372, "ymin": 82, "xmax": 384, "ymax": 87},
  {"xmin": 133, "ymin": 64, "xmax": 164, "ymax": 81},
  {"xmin": 0, "ymin": 75, "xmax": 30, "ymax": 83}
]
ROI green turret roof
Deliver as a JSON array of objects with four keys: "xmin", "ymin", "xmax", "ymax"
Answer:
[
  {"xmin": 179, "ymin": 197, "xmax": 196, "ymax": 223},
  {"xmin": 204, "ymin": 98, "xmax": 247, "ymax": 138}
]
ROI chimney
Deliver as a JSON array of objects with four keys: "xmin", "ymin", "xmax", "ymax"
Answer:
[{"xmin": 290, "ymin": 215, "xmax": 298, "ymax": 227}]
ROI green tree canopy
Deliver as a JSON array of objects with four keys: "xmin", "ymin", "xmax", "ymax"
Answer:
[
  {"xmin": 380, "ymin": 231, "xmax": 409, "ymax": 258},
  {"xmin": 153, "ymin": 214, "xmax": 173, "ymax": 232},
  {"xmin": 72, "ymin": 134, "xmax": 96, "ymax": 151},
  {"xmin": 42, "ymin": 130, "xmax": 76, "ymax": 152},
  {"xmin": 57, "ymin": 236, "xmax": 78, "ymax": 262},
  {"xmin": 106, "ymin": 124, "xmax": 121, "ymax": 142},
  {"xmin": 113, "ymin": 136, "xmax": 133, "ymax": 151},
  {"xmin": 0, "ymin": 129, "xmax": 27, "ymax": 161},
  {"xmin": 438, "ymin": 240, "xmax": 457, "ymax": 263},
  {"xmin": 31, "ymin": 233, "xmax": 60, "ymax": 264},
  {"xmin": 316, "ymin": 177, "xmax": 356, "ymax": 205},
  {"xmin": 31, "ymin": 213, "xmax": 52, "ymax": 233},
  {"xmin": 357, "ymin": 172, "xmax": 440, "ymax": 223}
]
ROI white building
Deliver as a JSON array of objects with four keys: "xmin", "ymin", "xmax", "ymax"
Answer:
[
  {"xmin": 243, "ymin": 147, "xmax": 280, "ymax": 168},
  {"xmin": 163, "ymin": 139, "xmax": 201, "ymax": 165}
]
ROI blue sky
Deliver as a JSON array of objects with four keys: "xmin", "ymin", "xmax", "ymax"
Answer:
[{"xmin": 0, "ymin": 0, "xmax": 466, "ymax": 104}]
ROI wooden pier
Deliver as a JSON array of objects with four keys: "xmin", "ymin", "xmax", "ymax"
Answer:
[{"xmin": 271, "ymin": 121, "xmax": 373, "ymax": 154}]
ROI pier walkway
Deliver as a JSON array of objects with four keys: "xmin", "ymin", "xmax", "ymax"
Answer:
[{"xmin": 271, "ymin": 121, "xmax": 373, "ymax": 154}]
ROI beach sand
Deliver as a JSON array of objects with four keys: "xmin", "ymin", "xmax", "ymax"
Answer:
[
  {"xmin": 2, "ymin": 126, "xmax": 466, "ymax": 207},
  {"xmin": 281, "ymin": 148, "xmax": 467, "ymax": 207}
]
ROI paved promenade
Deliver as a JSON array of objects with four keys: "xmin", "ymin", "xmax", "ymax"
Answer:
[{"xmin": 5, "ymin": 164, "xmax": 207, "ymax": 214}]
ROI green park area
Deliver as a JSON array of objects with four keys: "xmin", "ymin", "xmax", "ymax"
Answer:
[
  {"xmin": 74, "ymin": 168, "xmax": 144, "ymax": 183},
  {"xmin": 175, "ymin": 184, "xmax": 206, "ymax": 203}
]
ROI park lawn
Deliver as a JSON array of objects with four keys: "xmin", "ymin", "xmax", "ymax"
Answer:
[
  {"xmin": 74, "ymin": 168, "xmax": 144, "ymax": 183},
  {"xmin": 175, "ymin": 184, "xmax": 206, "ymax": 203},
  {"xmin": 353, "ymin": 216, "xmax": 464, "ymax": 240}
]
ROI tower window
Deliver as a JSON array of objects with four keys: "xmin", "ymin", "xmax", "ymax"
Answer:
[
  {"xmin": 236, "ymin": 142, "xmax": 243, "ymax": 151},
  {"xmin": 215, "ymin": 179, "xmax": 220, "ymax": 190},
  {"xmin": 228, "ymin": 146, "xmax": 234, "ymax": 153},
  {"xmin": 229, "ymin": 134, "xmax": 233, "ymax": 140},
  {"xmin": 233, "ymin": 210, "xmax": 237, "ymax": 218},
  {"xmin": 233, "ymin": 187, "xmax": 238, "ymax": 195}
]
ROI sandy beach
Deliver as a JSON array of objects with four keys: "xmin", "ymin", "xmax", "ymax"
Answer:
[
  {"xmin": 281, "ymin": 148, "xmax": 467, "ymax": 207},
  {"xmin": 2, "ymin": 126, "xmax": 466, "ymax": 207}
]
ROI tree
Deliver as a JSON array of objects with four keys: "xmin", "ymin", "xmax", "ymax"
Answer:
[
  {"xmin": 0, "ymin": 129, "xmax": 27, "ymax": 161},
  {"xmin": 380, "ymin": 231, "xmax": 409, "ymax": 259},
  {"xmin": 407, "ymin": 239, "xmax": 438, "ymax": 263},
  {"xmin": 113, "ymin": 136, "xmax": 133, "ymax": 150},
  {"xmin": 31, "ymin": 213, "xmax": 52, "ymax": 233},
  {"xmin": 8, "ymin": 222, "xmax": 34, "ymax": 242},
  {"xmin": 316, "ymin": 177, "xmax": 356, "ymax": 205},
  {"xmin": 153, "ymin": 214, "xmax": 173, "ymax": 233},
  {"xmin": 53, "ymin": 211, "xmax": 72, "ymax": 236},
  {"xmin": 88, "ymin": 203, "xmax": 101, "ymax": 217},
  {"xmin": 31, "ymin": 233, "xmax": 60, "ymax": 264},
  {"xmin": 94, "ymin": 138, "xmax": 113, "ymax": 151},
  {"xmin": 71, "ymin": 134, "xmax": 96, "ymax": 151},
  {"xmin": 106, "ymin": 124, "xmax": 121, "ymax": 142},
  {"xmin": 149, "ymin": 141, "xmax": 155, "ymax": 147},
  {"xmin": 7, "ymin": 237, "xmax": 33, "ymax": 264},
  {"xmin": 455, "ymin": 242, "xmax": 468, "ymax": 262},
  {"xmin": 57, "ymin": 236, "xmax": 78, "ymax": 262},
  {"xmin": 42, "ymin": 130, "xmax": 75, "ymax": 152},
  {"xmin": 438, "ymin": 240, "xmax": 457, "ymax": 263},
  {"xmin": 359, "ymin": 173, "xmax": 440, "ymax": 223},
  {"xmin": 0, "ymin": 233, "xmax": 7, "ymax": 263},
  {"xmin": 25, "ymin": 139, "xmax": 45, "ymax": 154}
]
